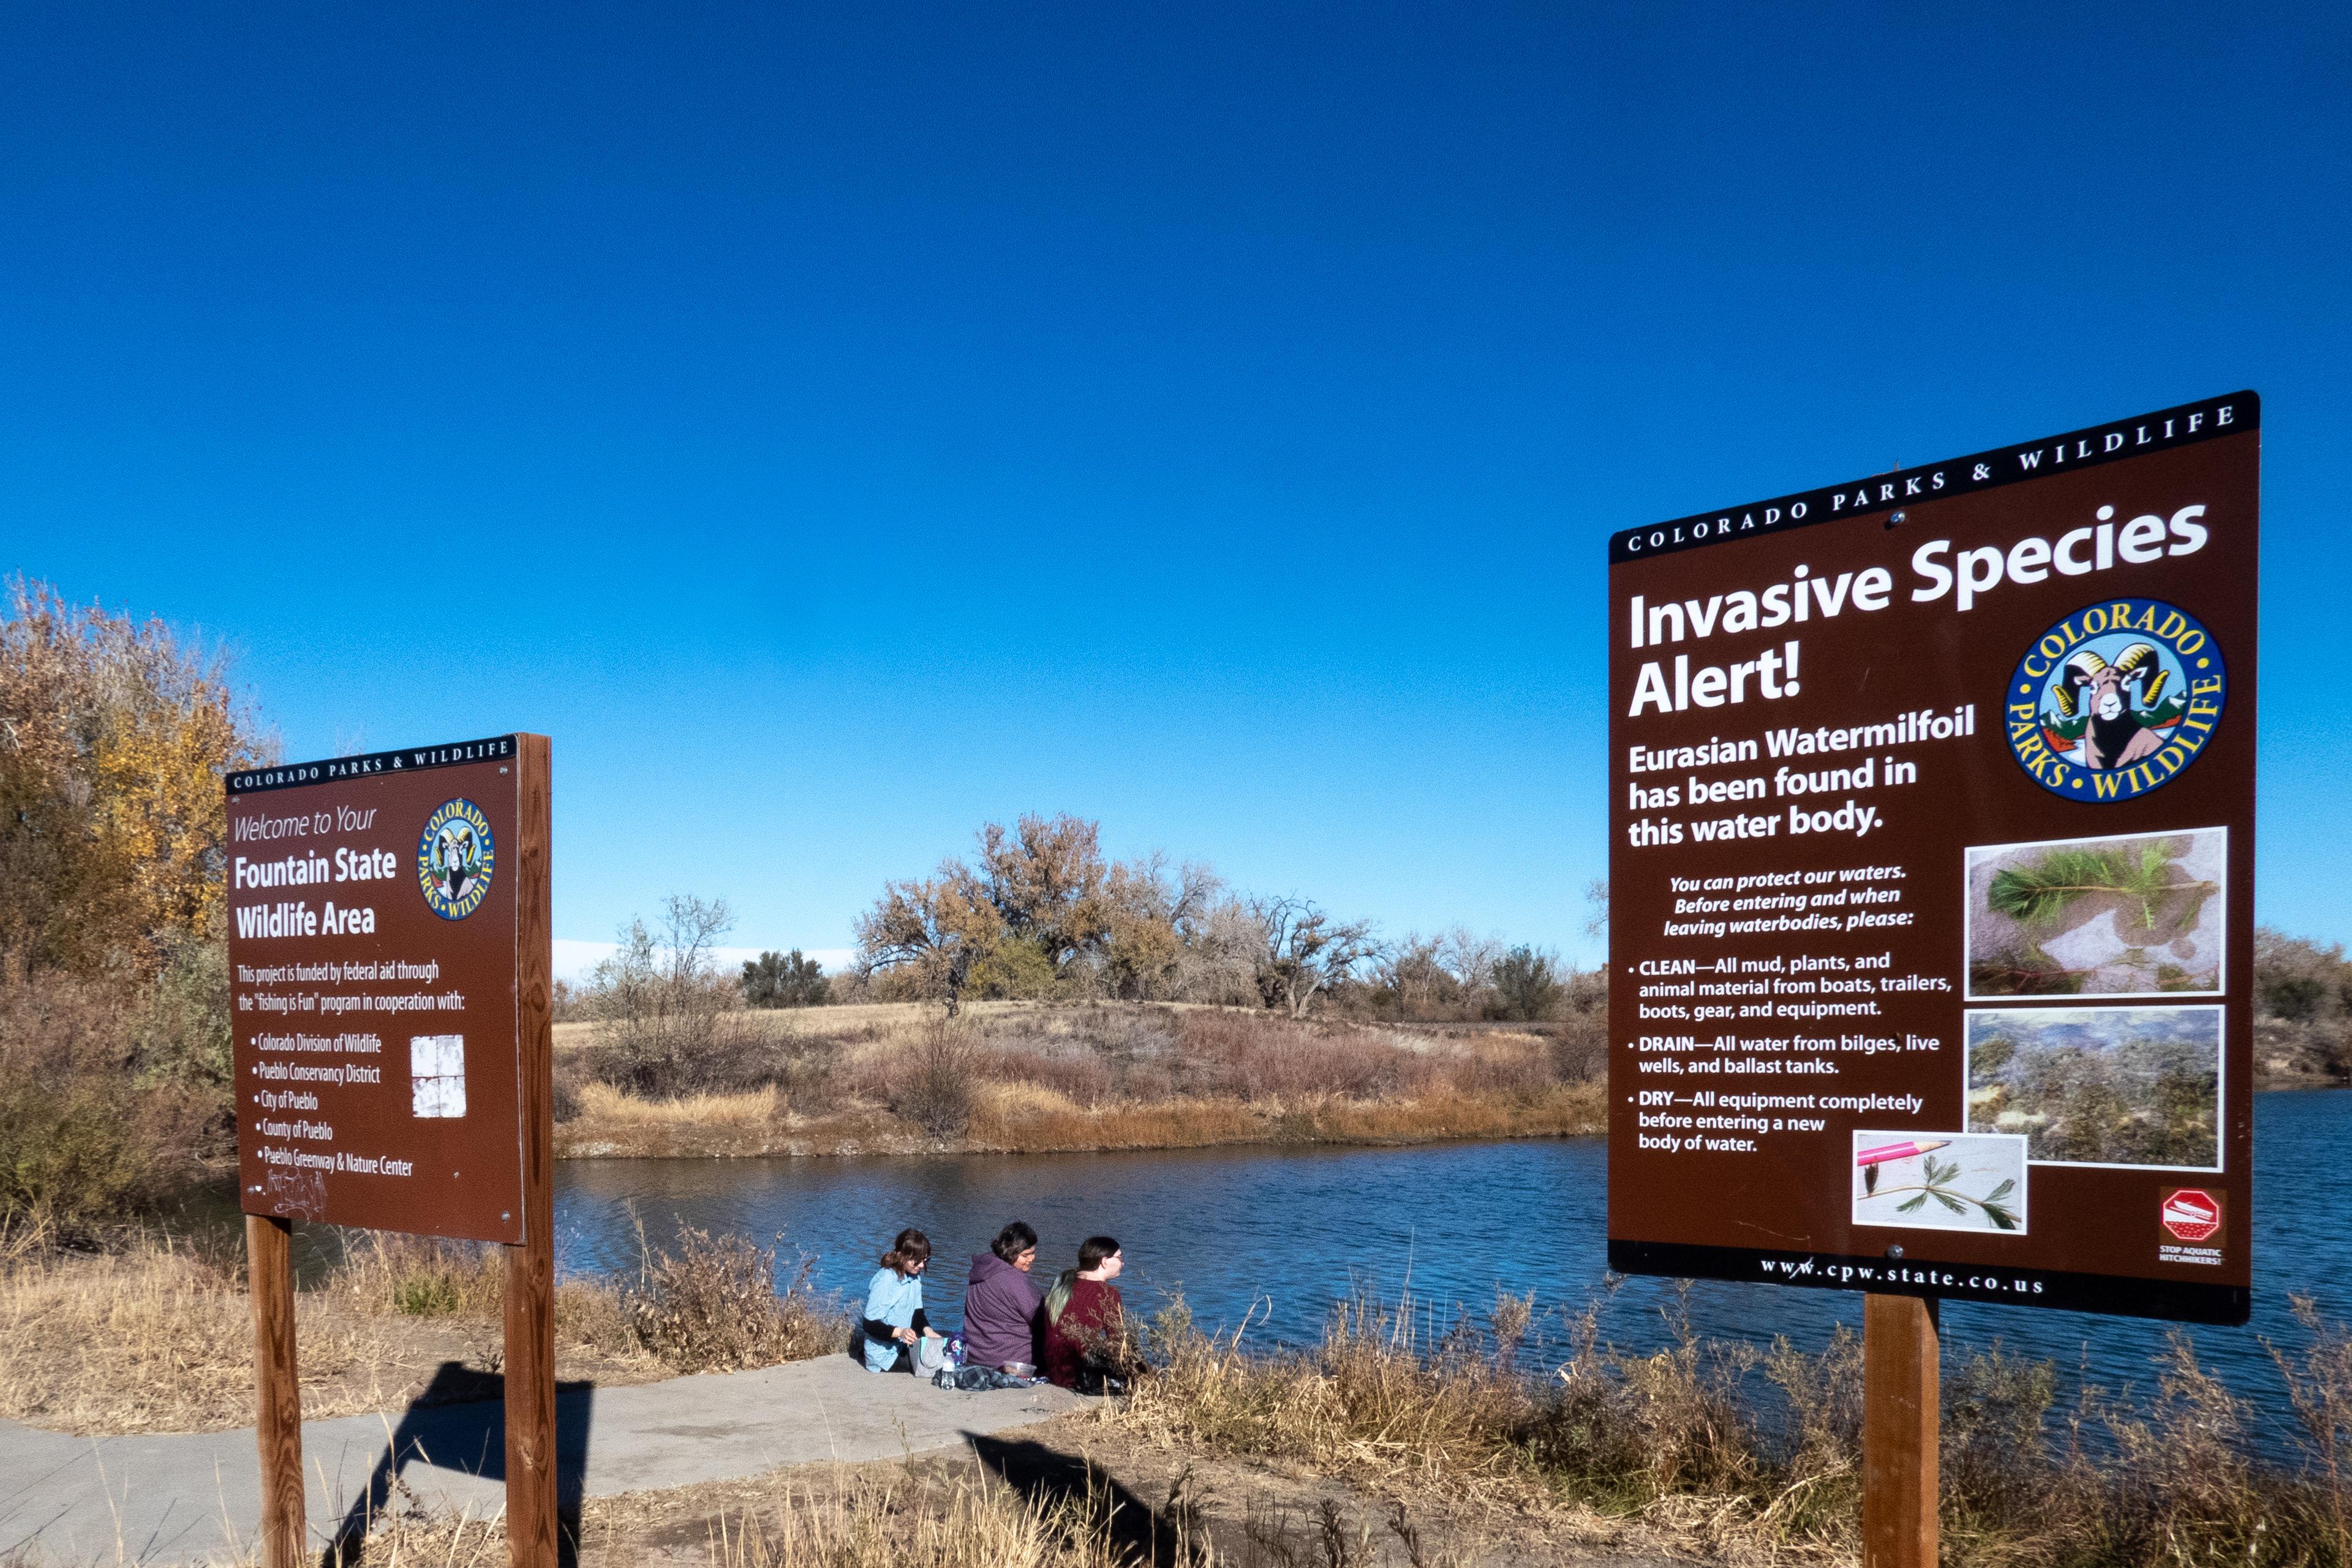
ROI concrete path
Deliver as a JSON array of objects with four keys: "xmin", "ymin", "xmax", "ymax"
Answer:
[{"xmin": 0, "ymin": 1358, "xmax": 1082, "ymax": 1565}]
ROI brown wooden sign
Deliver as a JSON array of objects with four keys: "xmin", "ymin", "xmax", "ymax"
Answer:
[
  {"xmin": 228, "ymin": 736, "xmax": 529, "ymax": 1243},
  {"xmin": 227, "ymin": 733, "xmax": 554, "ymax": 1568},
  {"xmin": 1606, "ymin": 394, "xmax": 2258, "ymax": 1327}
]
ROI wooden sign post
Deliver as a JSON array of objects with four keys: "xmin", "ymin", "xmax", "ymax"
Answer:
[
  {"xmin": 505, "ymin": 734, "xmax": 558, "ymax": 1568},
  {"xmin": 1603, "ymin": 397, "xmax": 2261, "ymax": 1553},
  {"xmin": 250, "ymin": 1214, "xmax": 303, "ymax": 1568},
  {"xmin": 228, "ymin": 734, "xmax": 554, "ymax": 1568},
  {"xmin": 1861, "ymin": 1294, "xmax": 1938, "ymax": 1568}
]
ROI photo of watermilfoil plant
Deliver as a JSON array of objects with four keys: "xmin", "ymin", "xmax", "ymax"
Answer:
[
  {"xmin": 1965, "ymin": 1005, "xmax": 2222, "ymax": 1169},
  {"xmin": 1963, "ymin": 828, "xmax": 2224, "ymax": 999},
  {"xmin": 1850, "ymin": 1131, "xmax": 2029, "ymax": 1234}
]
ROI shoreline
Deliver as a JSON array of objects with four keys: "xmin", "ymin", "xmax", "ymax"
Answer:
[
  {"xmin": 551, "ymin": 1082, "xmax": 1608, "ymax": 1161},
  {"xmin": 548, "ymin": 1066, "xmax": 2345, "ymax": 1163}
]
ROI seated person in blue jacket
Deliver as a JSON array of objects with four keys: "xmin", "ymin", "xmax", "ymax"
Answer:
[{"xmin": 861, "ymin": 1227, "xmax": 946, "ymax": 1373}]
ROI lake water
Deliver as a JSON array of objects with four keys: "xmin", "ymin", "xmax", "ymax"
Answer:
[{"xmin": 550, "ymin": 1088, "xmax": 2350, "ymax": 1425}]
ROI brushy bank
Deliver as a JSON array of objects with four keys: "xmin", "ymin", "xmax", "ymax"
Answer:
[
  {"xmin": 306, "ymin": 1283, "xmax": 2352, "ymax": 1568},
  {"xmin": 554, "ymin": 1001, "xmax": 1605, "ymax": 1159},
  {"xmin": 0, "ymin": 1218, "xmax": 847, "ymax": 1436},
  {"xmin": 1095, "ymin": 1286, "xmax": 2352, "ymax": 1567}
]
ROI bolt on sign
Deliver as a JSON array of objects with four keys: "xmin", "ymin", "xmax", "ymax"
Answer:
[
  {"xmin": 1606, "ymin": 394, "xmax": 2256, "ymax": 1326},
  {"xmin": 228, "ymin": 735, "xmax": 532, "ymax": 1243}
]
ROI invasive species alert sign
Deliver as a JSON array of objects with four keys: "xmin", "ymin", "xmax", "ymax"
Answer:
[
  {"xmin": 1606, "ymin": 394, "xmax": 2256, "ymax": 1325},
  {"xmin": 228, "ymin": 735, "xmax": 535, "ymax": 1243}
]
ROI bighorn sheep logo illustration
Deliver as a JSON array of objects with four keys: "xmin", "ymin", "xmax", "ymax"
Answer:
[
  {"xmin": 2052, "ymin": 643, "xmax": 2168, "ymax": 771},
  {"xmin": 417, "ymin": 797, "xmax": 497, "ymax": 919},
  {"xmin": 2005, "ymin": 598, "xmax": 2225, "ymax": 802}
]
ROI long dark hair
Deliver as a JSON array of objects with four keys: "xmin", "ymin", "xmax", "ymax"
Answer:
[
  {"xmin": 991, "ymin": 1221, "xmax": 1038, "ymax": 1263},
  {"xmin": 880, "ymin": 1227, "xmax": 930, "ymax": 1276}
]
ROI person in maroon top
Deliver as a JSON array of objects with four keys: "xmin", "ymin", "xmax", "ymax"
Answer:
[{"xmin": 1042, "ymin": 1235, "xmax": 1128, "ymax": 1392}]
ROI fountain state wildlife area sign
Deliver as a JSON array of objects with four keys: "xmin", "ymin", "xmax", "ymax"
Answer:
[
  {"xmin": 225, "ymin": 735, "xmax": 539, "ymax": 1245},
  {"xmin": 1604, "ymin": 394, "xmax": 2257, "ymax": 1325}
]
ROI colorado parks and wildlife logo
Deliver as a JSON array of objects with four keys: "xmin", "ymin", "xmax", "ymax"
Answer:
[
  {"xmin": 2005, "ymin": 597, "xmax": 2226, "ymax": 802},
  {"xmin": 417, "ymin": 798, "xmax": 496, "ymax": 919}
]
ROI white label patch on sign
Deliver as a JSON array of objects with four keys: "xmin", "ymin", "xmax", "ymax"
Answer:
[{"xmin": 410, "ymin": 1034, "xmax": 468, "ymax": 1118}]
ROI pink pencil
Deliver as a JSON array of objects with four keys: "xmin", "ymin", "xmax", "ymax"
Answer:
[{"xmin": 1856, "ymin": 1139, "xmax": 1950, "ymax": 1167}]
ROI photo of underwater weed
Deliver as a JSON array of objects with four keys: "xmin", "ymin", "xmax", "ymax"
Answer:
[
  {"xmin": 1964, "ymin": 828, "xmax": 2223, "ymax": 999},
  {"xmin": 1964, "ymin": 1005, "xmax": 2222, "ymax": 1169}
]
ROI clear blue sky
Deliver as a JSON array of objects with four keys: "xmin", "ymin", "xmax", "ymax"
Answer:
[{"xmin": 6, "ymin": 4, "xmax": 2347, "ymax": 965}]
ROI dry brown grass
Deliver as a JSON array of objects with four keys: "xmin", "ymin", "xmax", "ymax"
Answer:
[
  {"xmin": 702, "ymin": 1470, "xmax": 1148, "ymax": 1568},
  {"xmin": 317, "ymin": 1453, "xmax": 1209, "ymax": 1568},
  {"xmin": 0, "ymin": 1232, "xmax": 508, "ymax": 1434},
  {"xmin": 0, "ymin": 1218, "xmax": 850, "ymax": 1436},
  {"xmin": 558, "ymin": 1001, "xmax": 1605, "ymax": 1160},
  {"xmin": 579, "ymin": 1082, "xmax": 780, "ymax": 1127},
  {"xmin": 960, "ymin": 1082, "xmax": 1603, "ymax": 1155},
  {"xmin": 1102, "ymin": 1285, "xmax": 2352, "ymax": 1567}
]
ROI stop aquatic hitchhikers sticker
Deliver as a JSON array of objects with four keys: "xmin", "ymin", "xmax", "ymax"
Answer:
[
  {"xmin": 417, "ymin": 798, "xmax": 496, "ymax": 919},
  {"xmin": 2006, "ymin": 597, "xmax": 2226, "ymax": 802}
]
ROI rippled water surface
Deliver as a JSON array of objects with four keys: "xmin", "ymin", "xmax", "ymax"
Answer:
[{"xmin": 549, "ymin": 1088, "xmax": 2348, "ymax": 1420}]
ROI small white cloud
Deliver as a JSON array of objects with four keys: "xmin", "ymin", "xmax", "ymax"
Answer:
[{"xmin": 552, "ymin": 940, "xmax": 855, "ymax": 984}]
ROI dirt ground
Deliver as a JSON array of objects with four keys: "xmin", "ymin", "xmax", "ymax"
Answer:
[{"xmin": 506, "ymin": 1414, "xmax": 1697, "ymax": 1568}]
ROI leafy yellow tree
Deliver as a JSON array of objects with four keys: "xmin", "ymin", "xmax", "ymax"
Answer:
[
  {"xmin": 854, "ymin": 864, "xmax": 1005, "ymax": 1016},
  {"xmin": 857, "ymin": 816, "xmax": 1226, "ymax": 1009},
  {"xmin": 0, "ymin": 579, "xmax": 271, "ymax": 1228},
  {"xmin": 0, "ymin": 577, "xmax": 271, "ymax": 979}
]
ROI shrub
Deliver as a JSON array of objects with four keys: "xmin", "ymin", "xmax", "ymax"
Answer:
[
  {"xmin": 2269, "ymin": 975, "xmax": 2328, "ymax": 1025},
  {"xmin": 965, "ymin": 935, "xmax": 1058, "ymax": 1001},
  {"xmin": 742, "ymin": 949, "xmax": 832, "ymax": 1008},
  {"xmin": 888, "ymin": 1020, "xmax": 976, "ymax": 1139},
  {"xmin": 625, "ymin": 1226, "xmax": 843, "ymax": 1373},
  {"xmin": 1171, "ymin": 1009, "xmax": 1400, "ymax": 1100},
  {"xmin": 584, "ymin": 895, "xmax": 755, "ymax": 1098},
  {"xmin": 1487, "ymin": 946, "xmax": 1563, "ymax": 1022},
  {"xmin": 0, "ymin": 974, "xmax": 216, "ymax": 1235},
  {"xmin": 331, "ymin": 1231, "xmax": 506, "ymax": 1318}
]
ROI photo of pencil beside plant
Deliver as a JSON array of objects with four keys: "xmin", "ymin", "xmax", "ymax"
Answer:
[
  {"xmin": 1852, "ymin": 1131, "xmax": 2029, "ymax": 1233},
  {"xmin": 1965, "ymin": 1006, "xmax": 2223, "ymax": 1169},
  {"xmin": 1964, "ymin": 829, "xmax": 2225, "ymax": 998}
]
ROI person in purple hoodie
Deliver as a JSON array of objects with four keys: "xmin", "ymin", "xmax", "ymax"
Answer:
[{"xmin": 960, "ymin": 1220, "xmax": 1045, "ymax": 1371}]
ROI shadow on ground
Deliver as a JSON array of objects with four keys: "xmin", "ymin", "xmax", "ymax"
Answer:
[
  {"xmin": 967, "ymin": 1433, "xmax": 1207, "ymax": 1565},
  {"xmin": 323, "ymin": 1362, "xmax": 596, "ymax": 1568}
]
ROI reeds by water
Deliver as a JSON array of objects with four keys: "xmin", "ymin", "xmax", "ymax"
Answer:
[{"xmin": 1112, "ymin": 1283, "xmax": 2352, "ymax": 1565}]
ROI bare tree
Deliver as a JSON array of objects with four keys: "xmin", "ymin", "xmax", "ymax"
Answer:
[
  {"xmin": 586, "ymin": 894, "xmax": 743, "ymax": 1095},
  {"xmin": 1249, "ymin": 896, "xmax": 1378, "ymax": 1019},
  {"xmin": 1583, "ymin": 878, "xmax": 1609, "ymax": 941},
  {"xmin": 1172, "ymin": 898, "xmax": 1265, "ymax": 1005},
  {"xmin": 1441, "ymin": 928, "xmax": 1506, "ymax": 997},
  {"xmin": 1379, "ymin": 926, "xmax": 1506, "ymax": 1019}
]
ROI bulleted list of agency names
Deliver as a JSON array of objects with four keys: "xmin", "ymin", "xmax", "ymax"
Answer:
[
  {"xmin": 243, "ymin": 1028, "xmax": 423, "ymax": 1180},
  {"xmin": 238, "ymin": 959, "xmax": 471, "ymax": 1184}
]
